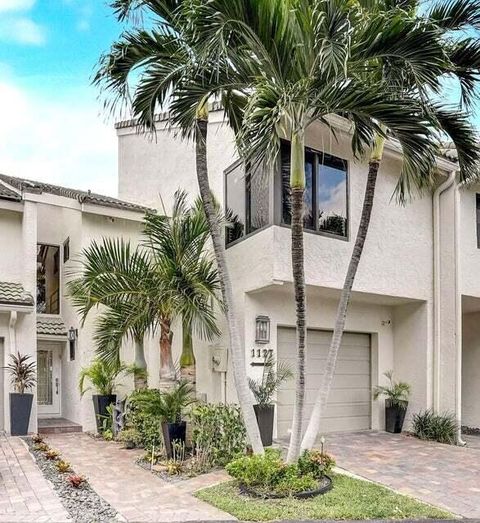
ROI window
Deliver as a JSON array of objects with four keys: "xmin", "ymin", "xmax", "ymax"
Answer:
[
  {"xmin": 477, "ymin": 194, "xmax": 480, "ymax": 248},
  {"xmin": 37, "ymin": 244, "xmax": 60, "ymax": 314},
  {"xmin": 281, "ymin": 141, "xmax": 348, "ymax": 238},
  {"xmin": 225, "ymin": 161, "xmax": 270, "ymax": 245},
  {"xmin": 63, "ymin": 238, "xmax": 70, "ymax": 263}
]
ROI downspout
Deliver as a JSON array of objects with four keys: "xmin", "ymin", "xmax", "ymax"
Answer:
[
  {"xmin": 454, "ymin": 182, "xmax": 466, "ymax": 446},
  {"xmin": 433, "ymin": 172, "xmax": 455, "ymax": 414}
]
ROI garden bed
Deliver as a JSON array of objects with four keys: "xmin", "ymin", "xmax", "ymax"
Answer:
[
  {"xmin": 195, "ymin": 475, "xmax": 453, "ymax": 521},
  {"xmin": 25, "ymin": 437, "xmax": 118, "ymax": 523}
]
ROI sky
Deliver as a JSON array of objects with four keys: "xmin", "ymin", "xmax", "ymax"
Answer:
[{"xmin": 0, "ymin": 0, "xmax": 125, "ymax": 196}]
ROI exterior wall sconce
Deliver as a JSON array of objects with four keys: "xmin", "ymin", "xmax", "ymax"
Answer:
[
  {"xmin": 68, "ymin": 327, "xmax": 78, "ymax": 361},
  {"xmin": 255, "ymin": 315, "xmax": 270, "ymax": 344}
]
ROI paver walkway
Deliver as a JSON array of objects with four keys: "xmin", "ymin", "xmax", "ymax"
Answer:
[
  {"xmin": 47, "ymin": 432, "xmax": 235, "ymax": 522},
  {"xmin": 0, "ymin": 432, "xmax": 68, "ymax": 522},
  {"xmin": 326, "ymin": 431, "xmax": 480, "ymax": 519}
]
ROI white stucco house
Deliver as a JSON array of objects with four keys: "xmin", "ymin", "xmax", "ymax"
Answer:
[{"xmin": 2, "ymin": 105, "xmax": 480, "ymax": 441}]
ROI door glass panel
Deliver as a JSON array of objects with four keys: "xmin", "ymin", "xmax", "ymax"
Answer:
[{"xmin": 37, "ymin": 350, "xmax": 53, "ymax": 406}]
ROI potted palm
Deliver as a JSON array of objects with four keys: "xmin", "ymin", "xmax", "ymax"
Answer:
[
  {"xmin": 137, "ymin": 380, "xmax": 195, "ymax": 458},
  {"xmin": 7, "ymin": 352, "xmax": 36, "ymax": 436},
  {"xmin": 79, "ymin": 359, "xmax": 127, "ymax": 432},
  {"xmin": 374, "ymin": 370, "xmax": 411, "ymax": 434},
  {"xmin": 248, "ymin": 353, "xmax": 293, "ymax": 446}
]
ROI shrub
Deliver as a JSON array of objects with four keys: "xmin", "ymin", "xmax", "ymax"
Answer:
[
  {"xmin": 45, "ymin": 449, "xmax": 60, "ymax": 460},
  {"xmin": 191, "ymin": 403, "xmax": 246, "ymax": 467},
  {"xmin": 67, "ymin": 474, "xmax": 86, "ymax": 488},
  {"xmin": 117, "ymin": 428, "xmax": 142, "ymax": 448},
  {"xmin": 297, "ymin": 449, "xmax": 336, "ymax": 479},
  {"xmin": 126, "ymin": 389, "xmax": 163, "ymax": 450},
  {"xmin": 412, "ymin": 409, "xmax": 457, "ymax": 444},
  {"xmin": 226, "ymin": 449, "xmax": 318, "ymax": 496},
  {"xmin": 56, "ymin": 460, "xmax": 71, "ymax": 473}
]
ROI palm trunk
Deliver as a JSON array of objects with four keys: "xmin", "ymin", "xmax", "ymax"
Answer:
[
  {"xmin": 286, "ymin": 129, "xmax": 307, "ymax": 463},
  {"xmin": 134, "ymin": 336, "xmax": 148, "ymax": 390},
  {"xmin": 180, "ymin": 318, "xmax": 196, "ymax": 388},
  {"xmin": 159, "ymin": 316, "xmax": 176, "ymax": 388},
  {"xmin": 301, "ymin": 134, "xmax": 385, "ymax": 451},
  {"xmin": 195, "ymin": 108, "xmax": 264, "ymax": 455}
]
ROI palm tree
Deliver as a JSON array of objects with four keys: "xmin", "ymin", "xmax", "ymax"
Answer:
[
  {"xmin": 94, "ymin": 0, "xmax": 265, "ymax": 453},
  {"xmin": 193, "ymin": 0, "xmax": 477, "ymax": 460},
  {"xmin": 301, "ymin": 0, "xmax": 480, "ymax": 450},
  {"xmin": 68, "ymin": 191, "xmax": 220, "ymax": 390}
]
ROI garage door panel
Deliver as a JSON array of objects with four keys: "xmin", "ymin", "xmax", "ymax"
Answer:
[
  {"xmin": 277, "ymin": 388, "xmax": 371, "ymax": 405},
  {"xmin": 277, "ymin": 327, "xmax": 371, "ymax": 437}
]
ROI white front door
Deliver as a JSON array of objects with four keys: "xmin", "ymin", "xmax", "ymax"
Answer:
[{"xmin": 37, "ymin": 345, "xmax": 61, "ymax": 416}]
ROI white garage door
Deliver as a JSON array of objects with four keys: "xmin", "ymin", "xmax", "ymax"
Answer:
[{"xmin": 277, "ymin": 327, "xmax": 371, "ymax": 438}]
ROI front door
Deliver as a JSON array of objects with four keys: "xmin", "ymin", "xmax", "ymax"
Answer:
[{"xmin": 37, "ymin": 345, "xmax": 61, "ymax": 416}]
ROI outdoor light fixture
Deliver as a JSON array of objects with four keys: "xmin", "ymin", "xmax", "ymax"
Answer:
[
  {"xmin": 255, "ymin": 315, "xmax": 270, "ymax": 344},
  {"xmin": 68, "ymin": 327, "xmax": 78, "ymax": 361}
]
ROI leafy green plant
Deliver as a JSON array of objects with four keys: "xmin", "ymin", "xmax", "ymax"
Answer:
[
  {"xmin": 248, "ymin": 353, "xmax": 293, "ymax": 407},
  {"xmin": 412, "ymin": 409, "xmax": 457, "ymax": 444},
  {"xmin": 126, "ymin": 389, "xmax": 163, "ymax": 450},
  {"xmin": 373, "ymin": 370, "xmax": 411, "ymax": 407},
  {"xmin": 297, "ymin": 450, "xmax": 335, "ymax": 479},
  {"xmin": 226, "ymin": 449, "xmax": 318, "ymax": 496},
  {"xmin": 117, "ymin": 428, "xmax": 141, "ymax": 448},
  {"xmin": 135, "ymin": 381, "xmax": 195, "ymax": 423},
  {"xmin": 79, "ymin": 358, "xmax": 128, "ymax": 396},
  {"xmin": 7, "ymin": 352, "xmax": 36, "ymax": 393},
  {"xmin": 191, "ymin": 403, "xmax": 246, "ymax": 467}
]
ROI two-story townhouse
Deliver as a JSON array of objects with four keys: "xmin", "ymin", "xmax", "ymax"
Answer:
[
  {"xmin": 0, "ymin": 174, "xmax": 146, "ymax": 434},
  {"xmin": 117, "ymin": 106, "xmax": 480, "ymax": 441}
]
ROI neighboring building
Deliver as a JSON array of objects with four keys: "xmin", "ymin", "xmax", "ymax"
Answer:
[
  {"xmin": 117, "ymin": 107, "xmax": 480, "ymax": 439},
  {"xmin": 0, "ymin": 174, "xmax": 146, "ymax": 433}
]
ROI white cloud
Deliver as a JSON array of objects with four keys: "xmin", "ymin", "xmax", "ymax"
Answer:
[
  {"xmin": 0, "ymin": 17, "xmax": 46, "ymax": 45},
  {"xmin": 0, "ymin": 0, "xmax": 35, "ymax": 12},
  {"xmin": 0, "ymin": 80, "xmax": 118, "ymax": 196}
]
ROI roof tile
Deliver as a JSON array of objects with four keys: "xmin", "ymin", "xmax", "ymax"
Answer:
[
  {"xmin": 0, "ymin": 282, "xmax": 34, "ymax": 306},
  {"xmin": 37, "ymin": 316, "xmax": 68, "ymax": 337}
]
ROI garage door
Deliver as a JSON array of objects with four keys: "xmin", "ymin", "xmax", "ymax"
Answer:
[{"xmin": 277, "ymin": 327, "xmax": 371, "ymax": 437}]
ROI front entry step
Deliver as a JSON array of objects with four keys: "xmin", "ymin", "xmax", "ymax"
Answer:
[{"xmin": 38, "ymin": 418, "xmax": 82, "ymax": 435}]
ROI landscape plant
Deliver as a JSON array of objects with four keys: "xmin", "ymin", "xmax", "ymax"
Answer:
[
  {"xmin": 126, "ymin": 389, "xmax": 164, "ymax": 450},
  {"xmin": 191, "ymin": 403, "xmax": 247, "ymax": 467},
  {"xmin": 412, "ymin": 409, "xmax": 458, "ymax": 444},
  {"xmin": 6, "ymin": 352, "xmax": 36, "ymax": 435},
  {"xmin": 117, "ymin": 427, "xmax": 142, "ymax": 449},
  {"xmin": 56, "ymin": 460, "xmax": 72, "ymax": 473}
]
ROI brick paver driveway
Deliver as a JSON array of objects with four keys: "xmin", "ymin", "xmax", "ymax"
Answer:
[
  {"xmin": 326, "ymin": 431, "xmax": 480, "ymax": 519},
  {"xmin": 47, "ymin": 432, "xmax": 235, "ymax": 522},
  {"xmin": 0, "ymin": 432, "xmax": 68, "ymax": 522}
]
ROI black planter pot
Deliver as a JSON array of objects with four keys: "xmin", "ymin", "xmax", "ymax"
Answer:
[
  {"xmin": 254, "ymin": 404, "xmax": 275, "ymax": 447},
  {"xmin": 92, "ymin": 394, "xmax": 117, "ymax": 432},
  {"xmin": 385, "ymin": 399, "xmax": 408, "ymax": 433},
  {"xmin": 10, "ymin": 393, "xmax": 33, "ymax": 436},
  {"xmin": 161, "ymin": 421, "xmax": 186, "ymax": 459}
]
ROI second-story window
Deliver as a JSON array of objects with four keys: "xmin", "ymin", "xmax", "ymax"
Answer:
[
  {"xmin": 37, "ymin": 244, "xmax": 60, "ymax": 314},
  {"xmin": 477, "ymin": 194, "xmax": 480, "ymax": 248},
  {"xmin": 281, "ymin": 141, "xmax": 348, "ymax": 238}
]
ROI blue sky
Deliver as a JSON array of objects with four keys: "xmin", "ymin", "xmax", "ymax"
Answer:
[{"xmin": 0, "ymin": 0, "xmax": 125, "ymax": 195}]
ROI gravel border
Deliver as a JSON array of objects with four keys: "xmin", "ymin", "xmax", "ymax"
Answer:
[{"xmin": 24, "ymin": 437, "xmax": 120, "ymax": 523}]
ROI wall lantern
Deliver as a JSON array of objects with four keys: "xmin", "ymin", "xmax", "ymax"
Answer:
[
  {"xmin": 68, "ymin": 327, "xmax": 78, "ymax": 361},
  {"xmin": 255, "ymin": 315, "xmax": 270, "ymax": 344}
]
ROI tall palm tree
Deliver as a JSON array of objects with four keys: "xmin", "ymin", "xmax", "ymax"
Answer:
[
  {"xmin": 301, "ymin": 0, "xmax": 480, "ymax": 450},
  {"xmin": 194, "ymin": 0, "xmax": 479, "ymax": 460},
  {"xmin": 68, "ymin": 191, "xmax": 220, "ymax": 389},
  {"xmin": 94, "ymin": 0, "xmax": 266, "ymax": 453}
]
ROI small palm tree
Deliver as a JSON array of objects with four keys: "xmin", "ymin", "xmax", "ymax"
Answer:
[
  {"xmin": 79, "ymin": 359, "xmax": 128, "ymax": 397},
  {"xmin": 69, "ymin": 191, "xmax": 220, "ymax": 389},
  {"xmin": 373, "ymin": 370, "xmax": 411, "ymax": 407},
  {"xmin": 248, "ymin": 353, "xmax": 293, "ymax": 408}
]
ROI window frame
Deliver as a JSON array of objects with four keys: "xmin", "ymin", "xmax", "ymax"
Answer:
[
  {"xmin": 63, "ymin": 237, "xmax": 70, "ymax": 263},
  {"xmin": 476, "ymin": 193, "xmax": 480, "ymax": 249},
  {"xmin": 36, "ymin": 242, "xmax": 62, "ymax": 316},
  {"xmin": 279, "ymin": 140, "xmax": 350, "ymax": 241}
]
